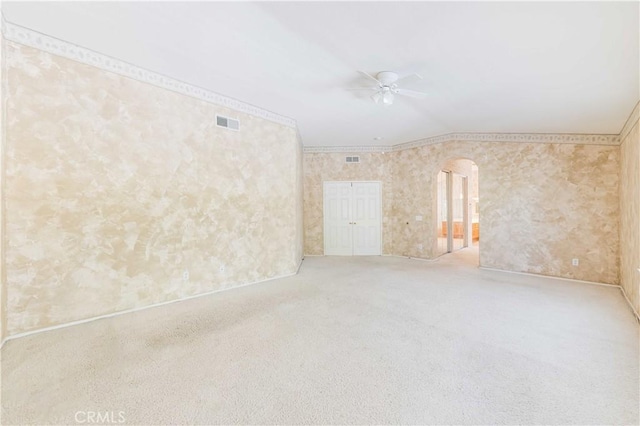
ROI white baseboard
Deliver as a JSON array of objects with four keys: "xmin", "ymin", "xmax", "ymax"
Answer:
[
  {"xmin": 0, "ymin": 261, "xmax": 303, "ymax": 348},
  {"xmin": 382, "ymin": 254, "xmax": 437, "ymax": 262},
  {"xmin": 619, "ymin": 285, "xmax": 640, "ymax": 323},
  {"xmin": 478, "ymin": 267, "xmax": 640, "ymax": 323},
  {"xmin": 479, "ymin": 266, "xmax": 619, "ymax": 288}
]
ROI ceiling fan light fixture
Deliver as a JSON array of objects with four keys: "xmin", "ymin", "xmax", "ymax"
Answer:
[
  {"xmin": 354, "ymin": 70, "xmax": 426, "ymax": 106},
  {"xmin": 382, "ymin": 90, "xmax": 394, "ymax": 105}
]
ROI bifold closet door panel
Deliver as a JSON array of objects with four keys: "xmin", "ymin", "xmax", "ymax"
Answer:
[
  {"xmin": 323, "ymin": 182, "xmax": 353, "ymax": 255},
  {"xmin": 352, "ymin": 182, "xmax": 381, "ymax": 255}
]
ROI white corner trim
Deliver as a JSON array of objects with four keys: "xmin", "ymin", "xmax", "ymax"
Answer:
[
  {"xmin": 478, "ymin": 266, "xmax": 620, "ymax": 288},
  {"xmin": 0, "ymin": 265, "xmax": 302, "ymax": 347},
  {"xmin": 303, "ymin": 132, "xmax": 620, "ymax": 153},
  {"xmin": 619, "ymin": 285, "xmax": 640, "ymax": 323},
  {"xmin": 619, "ymin": 101, "xmax": 640, "ymax": 141},
  {"xmin": 1, "ymin": 20, "xmax": 297, "ymax": 129}
]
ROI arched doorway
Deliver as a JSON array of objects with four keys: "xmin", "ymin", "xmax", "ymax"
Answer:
[{"xmin": 436, "ymin": 158, "xmax": 479, "ymax": 261}]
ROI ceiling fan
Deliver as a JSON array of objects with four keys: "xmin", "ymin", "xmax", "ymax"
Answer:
[{"xmin": 350, "ymin": 71, "xmax": 428, "ymax": 105}]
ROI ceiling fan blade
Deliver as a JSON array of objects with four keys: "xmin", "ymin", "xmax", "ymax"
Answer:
[
  {"xmin": 395, "ymin": 72, "xmax": 423, "ymax": 86},
  {"xmin": 346, "ymin": 86, "xmax": 379, "ymax": 91},
  {"xmin": 358, "ymin": 70, "xmax": 382, "ymax": 85},
  {"xmin": 395, "ymin": 88, "xmax": 428, "ymax": 98}
]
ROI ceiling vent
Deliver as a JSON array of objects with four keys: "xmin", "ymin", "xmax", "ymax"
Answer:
[
  {"xmin": 216, "ymin": 115, "xmax": 240, "ymax": 131},
  {"xmin": 345, "ymin": 156, "xmax": 360, "ymax": 163}
]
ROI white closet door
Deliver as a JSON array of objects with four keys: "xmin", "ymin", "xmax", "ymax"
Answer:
[
  {"xmin": 323, "ymin": 182, "xmax": 353, "ymax": 255},
  {"xmin": 352, "ymin": 182, "xmax": 381, "ymax": 255},
  {"xmin": 323, "ymin": 181, "xmax": 381, "ymax": 256}
]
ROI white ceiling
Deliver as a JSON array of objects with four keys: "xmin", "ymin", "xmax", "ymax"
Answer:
[{"xmin": 3, "ymin": 1, "xmax": 639, "ymax": 147}]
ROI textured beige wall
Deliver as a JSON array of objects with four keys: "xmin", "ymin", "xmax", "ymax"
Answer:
[
  {"xmin": 620, "ymin": 102, "xmax": 640, "ymax": 315},
  {"xmin": 1, "ymin": 33, "xmax": 6, "ymax": 341},
  {"xmin": 392, "ymin": 140, "xmax": 620, "ymax": 284},
  {"xmin": 295, "ymin": 135, "xmax": 305, "ymax": 264},
  {"xmin": 303, "ymin": 152, "xmax": 393, "ymax": 255},
  {"xmin": 303, "ymin": 141, "xmax": 618, "ymax": 284},
  {"xmin": 3, "ymin": 41, "xmax": 302, "ymax": 336}
]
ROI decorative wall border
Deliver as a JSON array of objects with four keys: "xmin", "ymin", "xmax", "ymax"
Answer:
[
  {"xmin": 304, "ymin": 132, "xmax": 620, "ymax": 153},
  {"xmin": 1, "ymin": 19, "xmax": 297, "ymax": 129}
]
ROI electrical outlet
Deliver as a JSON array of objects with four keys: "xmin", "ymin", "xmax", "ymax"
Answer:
[
  {"xmin": 572, "ymin": 258, "xmax": 579, "ymax": 266},
  {"xmin": 182, "ymin": 269, "xmax": 189, "ymax": 280},
  {"xmin": 219, "ymin": 265, "xmax": 225, "ymax": 273}
]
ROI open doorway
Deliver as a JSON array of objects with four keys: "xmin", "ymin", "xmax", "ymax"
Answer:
[
  {"xmin": 470, "ymin": 163, "xmax": 479, "ymax": 248},
  {"xmin": 436, "ymin": 159, "xmax": 479, "ymax": 260}
]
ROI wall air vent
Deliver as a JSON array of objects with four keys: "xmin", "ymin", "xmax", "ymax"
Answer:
[
  {"xmin": 216, "ymin": 115, "xmax": 240, "ymax": 131},
  {"xmin": 345, "ymin": 156, "xmax": 360, "ymax": 163}
]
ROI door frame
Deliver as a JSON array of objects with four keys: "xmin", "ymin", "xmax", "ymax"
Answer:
[
  {"xmin": 437, "ymin": 171, "xmax": 469, "ymax": 255},
  {"xmin": 323, "ymin": 180, "xmax": 383, "ymax": 256}
]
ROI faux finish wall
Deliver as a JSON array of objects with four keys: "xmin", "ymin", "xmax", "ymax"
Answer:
[
  {"xmin": 303, "ymin": 152, "xmax": 393, "ymax": 255},
  {"xmin": 392, "ymin": 141, "xmax": 619, "ymax": 284},
  {"xmin": 304, "ymin": 140, "xmax": 620, "ymax": 284},
  {"xmin": 295, "ymin": 135, "xmax": 305, "ymax": 265},
  {"xmin": 620, "ymin": 102, "xmax": 640, "ymax": 315},
  {"xmin": 1, "ymin": 33, "xmax": 6, "ymax": 342},
  {"xmin": 3, "ymin": 42, "xmax": 302, "ymax": 336}
]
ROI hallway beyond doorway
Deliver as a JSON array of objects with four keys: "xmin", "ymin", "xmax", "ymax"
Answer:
[{"xmin": 436, "ymin": 159, "xmax": 479, "ymax": 258}]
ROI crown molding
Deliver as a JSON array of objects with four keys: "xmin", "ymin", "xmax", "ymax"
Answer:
[
  {"xmin": 619, "ymin": 101, "xmax": 640, "ymax": 141},
  {"xmin": 304, "ymin": 132, "xmax": 620, "ymax": 153},
  {"xmin": 393, "ymin": 132, "xmax": 620, "ymax": 151},
  {"xmin": 1, "ymin": 20, "xmax": 297, "ymax": 129},
  {"xmin": 303, "ymin": 145, "xmax": 392, "ymax": 153},
  {"xmin": 391, "ymin": 133, "xmax": 456, "ymax": 151}
]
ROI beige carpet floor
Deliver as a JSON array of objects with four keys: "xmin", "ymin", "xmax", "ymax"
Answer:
[{"xmin": 1, "ymin": 247, "xmax": 639, "ymax": 425}]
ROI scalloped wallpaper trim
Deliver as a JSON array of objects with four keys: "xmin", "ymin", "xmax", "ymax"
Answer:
[{"xmin": 1, "ymin": 20, "xmax": 297, "ymax": 129}]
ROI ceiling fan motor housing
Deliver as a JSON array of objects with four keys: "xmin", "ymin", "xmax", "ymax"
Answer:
[{"xmin": 376, "ymin": 71, "xmax": 399, "ymax": 86}]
